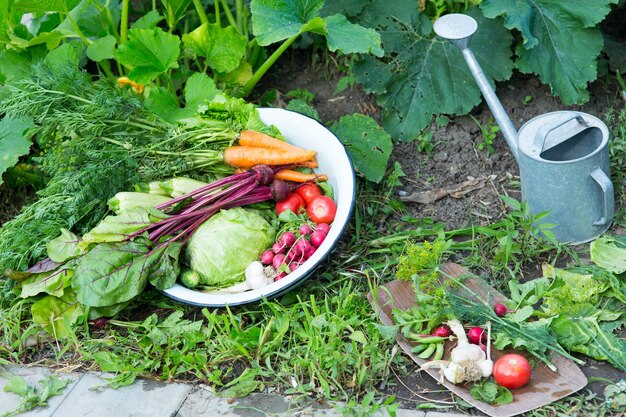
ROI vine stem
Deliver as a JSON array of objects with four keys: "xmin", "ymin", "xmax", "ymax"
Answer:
[
  {"xmin": 121, "ymin": 0, "xmax": 129, "ymax": 42},
  {"xmin": 193, "ymin": 0, "xmax": 209, "ymax": 26},
  {"xmin": 242, "ymin": 34, "xmax": 299, "ymax": 97}
]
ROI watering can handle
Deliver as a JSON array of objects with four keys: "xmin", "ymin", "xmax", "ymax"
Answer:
[
  {"xmin": 590, "ymin": 167, "xmax": 614, "ymax": 226},
  {"xmin": 532, "ymin": 113, "xmax": 588, "ymax": 154}
]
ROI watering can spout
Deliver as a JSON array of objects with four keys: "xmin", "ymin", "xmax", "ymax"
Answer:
[{"xmin": 433, "ymin": 14, "xmax": 520, "ymax": 162}]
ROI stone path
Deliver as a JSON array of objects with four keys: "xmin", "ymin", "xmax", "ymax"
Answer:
[{"xmin": 0, "ymin": 366, "xmax": 470, "ymax": 417}]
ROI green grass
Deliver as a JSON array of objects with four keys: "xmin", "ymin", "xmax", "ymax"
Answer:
[{"xmin": 3, "ymin": 107, "xmax": 626, "ymax": 415}]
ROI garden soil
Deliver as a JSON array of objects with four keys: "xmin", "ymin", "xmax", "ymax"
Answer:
[{"xmin": 261, "ymin": 53, "xmax": 625, "ymax": 410}]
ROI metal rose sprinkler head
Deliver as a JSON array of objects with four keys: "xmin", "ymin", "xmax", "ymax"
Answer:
[{"xmin": 433, "ymin": 13, "xmax": 477, "ymax": 50}]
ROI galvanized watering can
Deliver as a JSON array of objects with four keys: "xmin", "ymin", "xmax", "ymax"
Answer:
[{"xmin": 433, "ymin": 14, "xmax": 614, "ymax": 244}]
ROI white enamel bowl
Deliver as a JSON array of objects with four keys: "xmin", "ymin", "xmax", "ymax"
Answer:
[{"xmin": 161, "ymin": 108, "xmax": 356, "ymax": 307}]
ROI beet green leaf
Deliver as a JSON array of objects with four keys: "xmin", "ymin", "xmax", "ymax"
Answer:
[
  {"xmin": 481, "ymin": 0, "xmax": 618, "ymax": 105},
  {"xmin": 354, "ymin": 3, "xmax": 512, "ymax": 141},
  {"xmin": 115, "ymin": 28, "xmax": 180, "ymax": 84}
]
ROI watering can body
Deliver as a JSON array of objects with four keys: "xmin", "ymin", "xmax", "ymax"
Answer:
[{"xmin": 516, "ymin": 111, "xmax": 613, "ymax": 244}]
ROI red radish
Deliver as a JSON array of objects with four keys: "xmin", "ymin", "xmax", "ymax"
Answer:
[
  {"xmin": 294, "ymin": 238, "xmax": 311, "ymax": 255},
  {"xmin": 299, "ymin": 224, "xmax": 313, "ymax": 236},
  {"xmin": 289, "ymin": 262, "xmax": 301, "ymax": 272},
  {"xmin": 261, "ymin": 250, "xmax": 274, "ymax": 265},
  {"xmin": 274, "ymin": 272, "xmax": 287, "ymax": 281},
  {"xmin": 494, "ymin": 303, "xmax": 508, "ymax": 317},
  {"xmin": 272, "ymin": 242, "xmax": 285, "ymax": 254},
  {"xmin": 315, "ymin": 223, "xmax": 331, "ymax": 234},
  {"xmin": 432, "ymin": 325, "xmax": 452, "ymax": 337},
  {"xmin": 478, "ymin": 343, "xmax": 487, "ymax": 353},
  {"xmin": 278, "ymin": 231, "xmax": 296, "ymax": 248},
  {"xmin": 272, "ymin": 254, "xmax": 286, "ymax": 270},
  {"xmin": 310, "ymin": 230, "xmax": 326, "ymax": 247},
  {"xmin": 467, "ymin": 326, "xmax": 486, "ymax": 345},
  {"xmin": 90, "ymin": 317, "xmax": 108, "ymax": 329},
  {"xmin": 304, "ymin": 246, "xmax": 316, "ymax": 259}
]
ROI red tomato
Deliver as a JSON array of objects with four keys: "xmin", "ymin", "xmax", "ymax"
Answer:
[
  {"xmin": 295, "ymin": 183, "xmax": 322, "ymax": 205},
  {"xmin": 493, "ymin": 354, "xmax": 531, "ymax": 389},
  {"xmin": 275, "ymin": 193, "xmax": 305, "ymax": 215},
  {"xmin": 307, "ymin": 196, "xmax": 337, "ymax": 224}
]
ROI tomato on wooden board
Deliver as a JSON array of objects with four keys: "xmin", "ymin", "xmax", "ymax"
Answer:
[
  {"xmin": 276, "ymin": 193, "xmax": 305, "ymax": 215},
  {"xmin": 307, "ymin": 196, "xmax": 337, "ymax": 224},
  {"xmin": 295, "ymin": 183, "xmax": 323, "ymax": 205},
  {"xmin": 493, "ymin": 354, "xmax": 531, "ymax": 389}
]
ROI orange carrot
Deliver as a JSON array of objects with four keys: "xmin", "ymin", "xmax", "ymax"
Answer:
[
  {"xmin": 224, "ymin": 146, "xmax": 317, "ymax": 168},
  {"xmin": 239, "ymin": 130, "xmax": 309, "ymax": 153},
  {"xmin": 297, "ymin": 158, "xmax": 318, "ymax": 169},
  {"xmin": 275, "ymin": 170, "xmax": 328, "ymax": 183}
]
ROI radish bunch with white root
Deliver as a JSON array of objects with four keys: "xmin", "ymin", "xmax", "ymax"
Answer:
[{"xmin": 420, "ymin": 319, "xmax": 493, "ymax": 384}]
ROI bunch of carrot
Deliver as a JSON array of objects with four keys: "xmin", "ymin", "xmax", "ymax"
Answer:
[{"xmin": 225, "ymin": 130, "xmax": 328, "ymax": 183}]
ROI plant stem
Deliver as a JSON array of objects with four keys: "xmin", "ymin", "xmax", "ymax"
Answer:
[
  {"xmin": 214, "ymin": 0, "xmax": 220, "ymax": 26},
  {"xmin": 242, "ymin": 34, "xmax": 299, "ymax": 97},
  {"xmin": 120, "ymin": 0, "xmax": 129, "ymax": 42},
  {"xmin": 66, "ymin": 12, "xmax": 92, "ymax": 45},
  {"xmin": 193, "ymin": 0, "xmax": 209, "ymax": 26},
  {"xmin": 220, "ymin": 0, "xmax": 239, "ymax": 33}
]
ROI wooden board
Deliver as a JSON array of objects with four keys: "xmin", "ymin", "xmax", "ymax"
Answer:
[{"xmin": 367, "ymin": 263, "xmax": 588, "ymax": 417}]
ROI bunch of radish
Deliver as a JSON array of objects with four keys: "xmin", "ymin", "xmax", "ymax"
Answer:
[{"xmin": 260, "ymin": 223, "xmax": 331, "ymax": 280}]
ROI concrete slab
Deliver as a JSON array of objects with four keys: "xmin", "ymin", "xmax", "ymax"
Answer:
[
  {"xmin": 51, "ymin": 373, "xmax": 192, "ymax": 417},
  {"xmin": 425, "ymin": 412, "xmax": 469, "ymax": 417},
  {"xmin": 0, "ymin": 366, "xmax": 82, "ymax": 417}
]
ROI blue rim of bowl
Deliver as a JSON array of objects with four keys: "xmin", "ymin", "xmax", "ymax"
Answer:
[{"xmin": 159, "ymin": 111, "xmax": 357, "ymax": 308}]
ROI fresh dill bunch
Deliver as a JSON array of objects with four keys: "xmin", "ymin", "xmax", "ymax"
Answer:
[{"xmin": 396, "ymin": 234, "xmax": 452, "ymax": 292}]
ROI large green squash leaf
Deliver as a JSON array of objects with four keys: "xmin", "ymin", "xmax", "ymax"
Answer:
[
  {"xmin": 324, "ymin": 14, "xmax": 383, "ymax": 57},
  {"xmin": 115, "ymin": 27, "xmax": 180, "ymax": 84},
  {"xmin": 251, "ymin": 0, "xmax": 325, "ymax": 45},
  {"xmin": 183, "ymin": 23, "xmax": 247, "ymax": 74},
  {"xmin": 481, "ymin": 0, "xmax": 618, "ymax": 105},
  {"xmin": 354, "ymin": 3, "xmax": 512, "ymax": 141},
  {"xmin": 0, "ymin": 115, "xmax": 34, "ymax": 186},
  {"xmin": 331, "ymin": 114, "xmax": 392, "ymax": 183}
]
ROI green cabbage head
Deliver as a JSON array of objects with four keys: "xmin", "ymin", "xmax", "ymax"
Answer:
[{"xmin": 186, "ymin": 208, "xmax": 275, "ymax": 287}]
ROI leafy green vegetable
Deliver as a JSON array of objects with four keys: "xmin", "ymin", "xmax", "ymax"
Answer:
[
  {"xmin": 183, "ymin": 23, "xmax": 247, "ymax": 74},
  {"xmin": 481, "ymin": 0, "xmax": 617, "ymax": 104},
  {"xmin": 19, "ymin": 267, "xmax": 72, "ymax": 298},
  {"xmin": 470, "ymin": 380, "xmax": 513, "ymax": 404},
  {"xmin": 46, "ymin": 229, "xmax": 82, "ymax": 263},
  {"xmin": 186, "ymin": 208, "xmax": 275, "ymax": 287},
  {"xmin": 0, "ymin": 115, "xmax": 34, "ymax": 186},
  {"xmin": 331, "ymin": 114, "xmax": 392, "ymax": 183},
  {"xmin": 550, "ymin": 304, "xmax": 626, "ymax": 372},
  {"xmin": 115, "ymin": 27, "xmax": 180, "ymax": 83},
  {"xmin": 354, "ymin": 4, "xmax": 512, "ymax": 141},
  {"xmin": 86, "ymin": 34, "xmax": 116, "ymax": 62},
  {"xmin": 2, "ymin": 374, "xmax": 71, "ymax": 416},
  {"xmin": 31, "ymin": 289, "xmax": 83, "ymax": 339},
  {"xmin": 324, "ymin": 14, "xmax": 383, "ymax": 56},
  {"xmin": 72, "ymin": 239, "xmax": 175, "ymax": 307},
  {"xmin": 590, "ymin": 235, "xmax": 626, "ymax": 274}
]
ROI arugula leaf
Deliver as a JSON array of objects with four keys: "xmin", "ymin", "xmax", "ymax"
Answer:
[
  {"xmin": 354, "ymin": 4, "xmax": 512, "ymax": 141},
  {"xmin": 470, "ymin": 380, "xmax": 513, "ymax": 404},
  {"xmin": 183, "ymin": 23, "xmax": 247, "ymax": 74},
  {"xmin": 331, "ymin": 114, "xmax": 392, "ymax": 183},
  {"xmin": 481, "ymin": 0, "xmax": 618, "ymax": 104},
  {"xmin": 86, "ymin": 34, "xmax": 116, "ymax": 62},
  {"xmin": 115, "ymin": 27, "xmax": 180, "ymax": 83},
  {"xmin": 251, "ymin": 0, "xmax": 325, "ymax": 45},
  {"xmin": 507, "ymin": 277, "xmax": 550, "ymax": 309},
  {"xmin": 0, "ymin": 115, "xmax": 34, "ymax": 187},
  {"xmin": 324, "ymin": 14, "xmax": 383, "ymax": 57}
]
